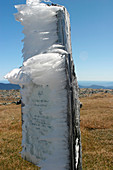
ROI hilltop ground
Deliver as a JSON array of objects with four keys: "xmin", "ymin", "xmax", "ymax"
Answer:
[
  {"xmin": 79, "ymin": 89, "xmax": 113, "ymax": 170},
  {"xmin": 0, "ymin": 89, "xmax": 113, "ymax": 169}
]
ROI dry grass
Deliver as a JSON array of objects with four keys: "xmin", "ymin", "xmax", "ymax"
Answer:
[
  {"xmin": 0, "ymin": 91, "xmax": 113, "ymax": 169},
  {"xmin": 0, "ymin": 104, "xmax": 39, "ymax": 170},
  {"xmin": 80, "ymin": 92, "xmax": 113, "ymax": 170}
]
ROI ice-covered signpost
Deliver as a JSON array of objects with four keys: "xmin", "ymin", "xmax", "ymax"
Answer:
[{"xmin": 5, "ymin": 0, "xmax": 82, "ymax": 169}]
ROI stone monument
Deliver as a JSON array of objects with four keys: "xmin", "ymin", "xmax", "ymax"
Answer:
[{"xmin": 5, "ymin": 0, "xmax": 82, "ymax": 169}]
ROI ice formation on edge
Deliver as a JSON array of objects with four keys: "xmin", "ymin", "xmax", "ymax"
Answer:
[{"xmin": 5, "ymin": 1, "xmax": 82, "ymax": 170}]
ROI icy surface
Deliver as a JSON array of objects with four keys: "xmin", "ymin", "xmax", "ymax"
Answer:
[
  {"xmin": 75, "ymin": 138, "xmax": 79, "ymax": 169},
  {"xmin": 20, "ymin": 76, "xmax": 69, "ymax": 169},
  {"xmin": 5, "ymin": 52, "xmax": 67, "ymax": 87},
  {"xmin": 26, "ymin": 0, "xmax": 51, "ymax": 5},
  {"xmin": 5, "ymin": 2, "xmax": 72, "ymax": 169},
  {"xmin": 15, "ymin": 3, "xmax": 64, "ymax": 61},
  {"xmin": 26, "ymin": 0, "xmax": 41, "ymax": 5}
]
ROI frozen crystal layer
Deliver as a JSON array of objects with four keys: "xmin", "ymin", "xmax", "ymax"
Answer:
[
  {"xmin": 14, "ymin": 3, "xmax": 65, "ymax": 61},
  {"xmin": 5, "ymin": 3, "xmax": 70, "ymax": 169},
  {"xmin": 20, "ymin": 73, "xmax": 69, "ymax": 170},
  {"xmin": 26, "ymin": 0, "xmax": 51, "ymax": 5},
  {"xmin": 5, "ymin": 52, "xmax": 67, "ymax": 87},
  {"xmin": 26, "ymin": 0, "xmax": 41, "ymax": 5},
  {"xmin": 5, "ymin": 2, "xmax": 82, "ymax": 170}
]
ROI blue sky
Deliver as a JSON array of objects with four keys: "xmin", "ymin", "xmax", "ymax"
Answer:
[{"xmin": 0, "ymin": 0, "xmax": 113, "ymax": 82}]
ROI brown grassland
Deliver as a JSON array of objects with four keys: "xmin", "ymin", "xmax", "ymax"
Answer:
[
  {"xmin": 80, "ymin": 92, "xmax": 113, "ymax": 170},
  {"xmin": 0, "ymin": 90, "xmax": 113, "ymax": 169}
]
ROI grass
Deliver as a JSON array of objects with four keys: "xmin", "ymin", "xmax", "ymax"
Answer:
[
  {"xmin": 0, "ymin": 104, "xmax": 39, "ymax": 170},
  {"xmin": 0, "ymin": 91, "xmax": 113, "ymax": 169},
  {"xmin": 80, "ymin": 92, "xmax": 113, "ymax": 170}
]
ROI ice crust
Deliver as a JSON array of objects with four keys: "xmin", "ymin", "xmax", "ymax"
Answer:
[
  {"xmin": 26, "ymin": 0, "xmax": 51, "ymax": 5},
  {"xmin": 75, "ymin": 138, "xmax": 79, "ymax": 169},
  {"xmin": 5, "ymin": 52, "xmax": 67, "ymax": 88},
  {"xmin": 5, "ymin": 2, "xmax": 72, "ymax": 169},
  {"xmin": 14, "ymin": 3, "xmax": 65, "ymax": 61}
]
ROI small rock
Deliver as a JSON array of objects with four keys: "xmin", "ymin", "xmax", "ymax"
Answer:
[{"xmin": 16, "ymin": 99, "xmax": 21, "ymax": 105}]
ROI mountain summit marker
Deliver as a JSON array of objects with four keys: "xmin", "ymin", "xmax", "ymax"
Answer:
[{"xmin": 5, "ymin": 1, "xmax": 82, "ymax": 169}]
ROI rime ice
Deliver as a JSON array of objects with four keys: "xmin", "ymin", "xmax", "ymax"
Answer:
[{"xmin": 5, "ymin": 1, "xmax": 82, "ymax": 169}]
